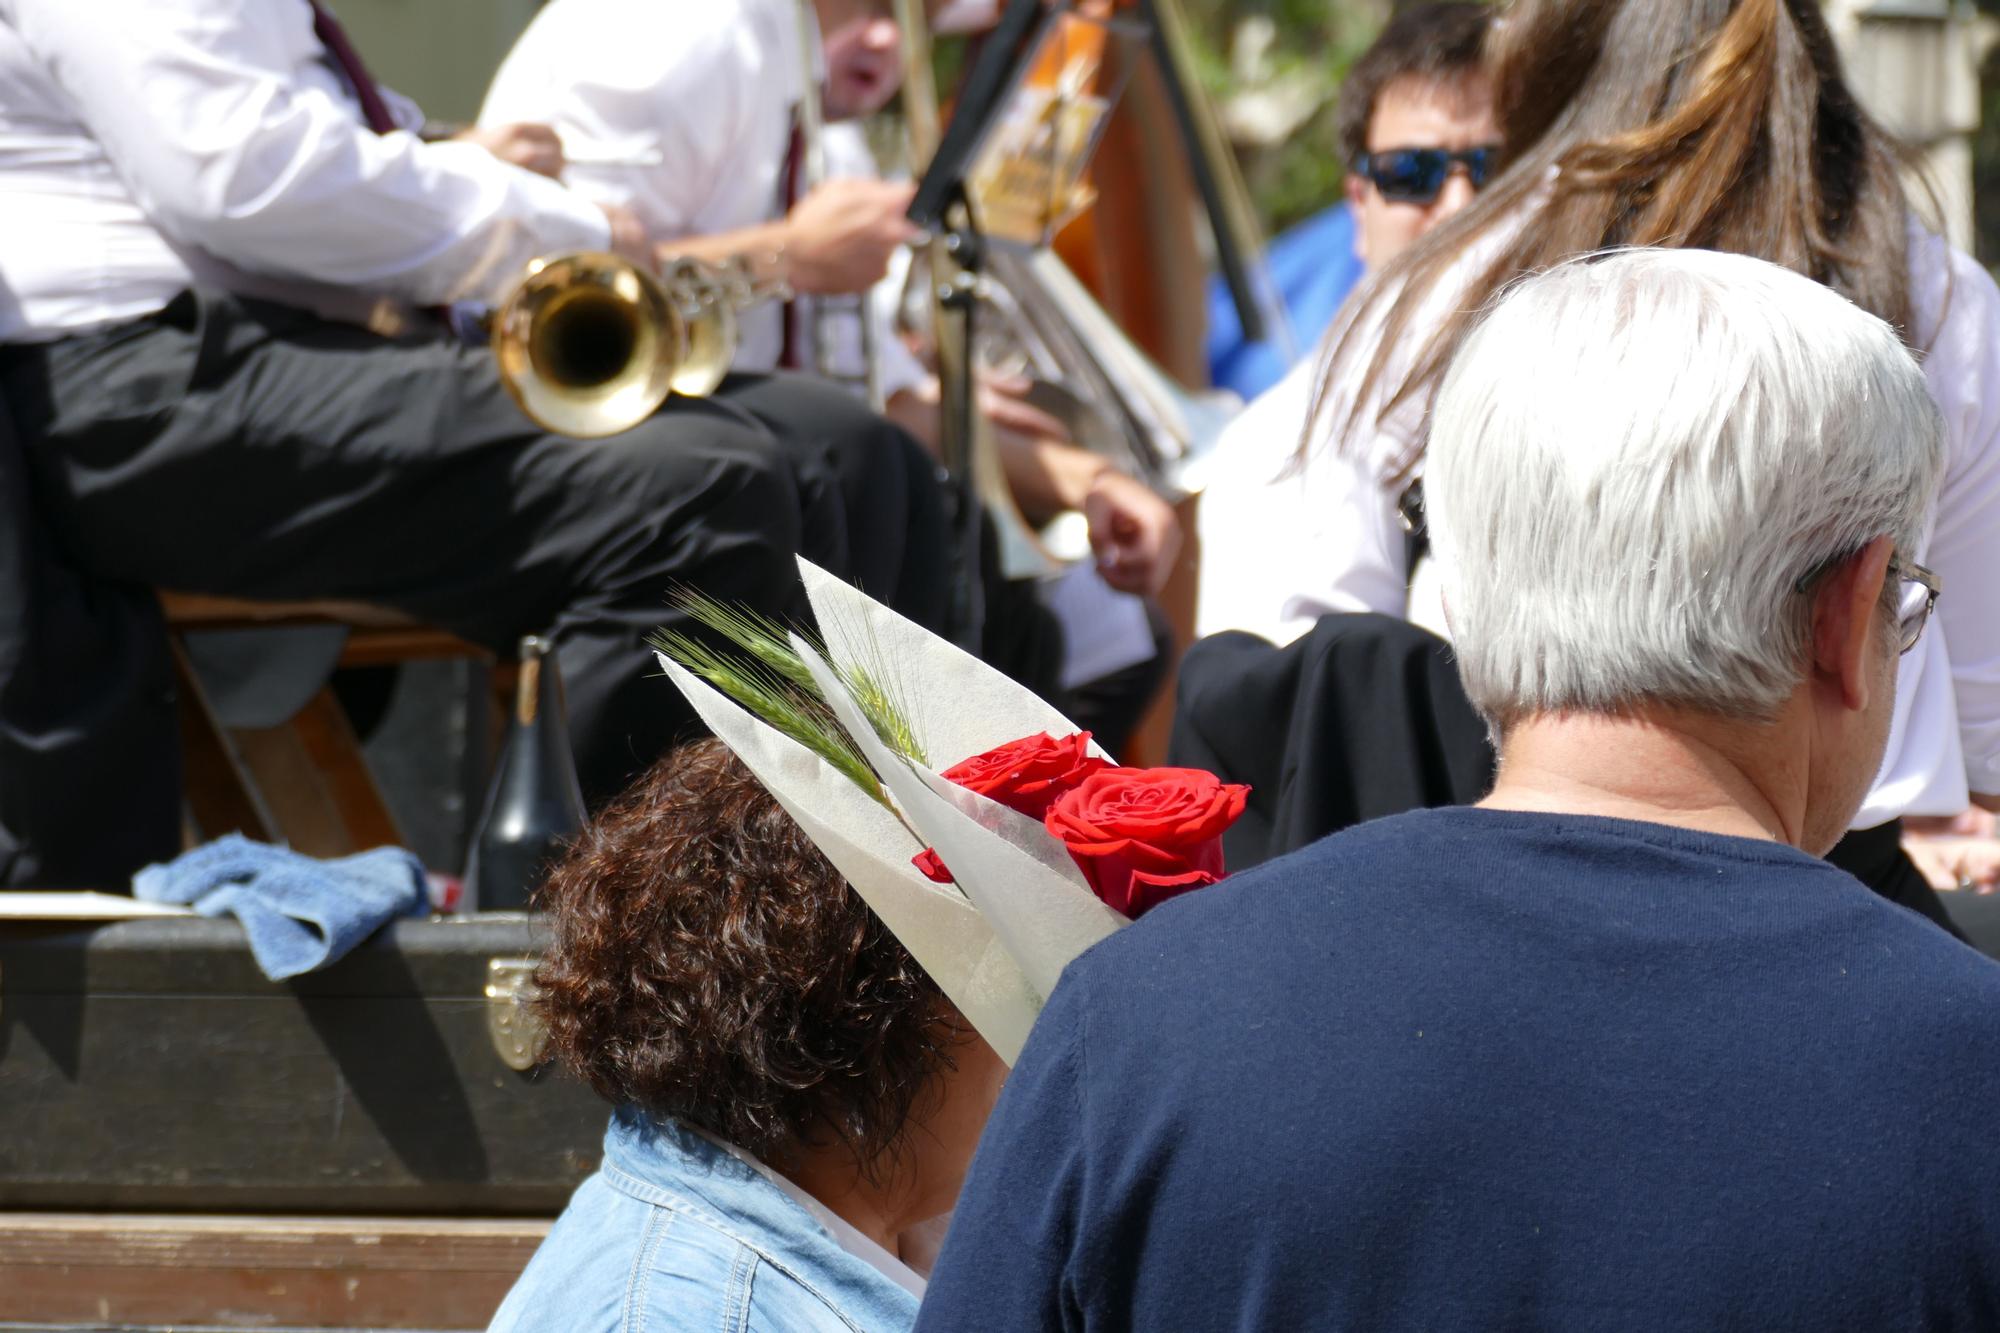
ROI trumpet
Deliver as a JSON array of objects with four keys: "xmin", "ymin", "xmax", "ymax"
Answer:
[
  {"xmin": 660, "ymin": 255, "xmax": 758, "ymax": 400},
  {"xmin": 490, "ymin": 253, "xmax": 776, "ymax": 438}
]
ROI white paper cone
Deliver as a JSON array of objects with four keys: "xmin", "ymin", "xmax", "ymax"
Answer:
[
  {"xmin": 908, "ymin": 758, "xmax": 1130, "ymax": 997},
  {"xmin": 793, "ymin": 640, "xmax": 1126, "ymax": 1002},
  {"xmin": 659, "ymin": 657, "xmax": 1040, "ymax": 1063},
  {"xmin": 797, "ymin": 558, "xmax": 1112, "ymax": 767}
]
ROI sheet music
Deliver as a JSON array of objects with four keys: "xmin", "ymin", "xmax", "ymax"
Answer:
[{"xmin": 1042, "ymin": 559, "xmax": 1156, "ymax": 692}]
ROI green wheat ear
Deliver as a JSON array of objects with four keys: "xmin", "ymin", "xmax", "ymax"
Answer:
[
  {"xmin": 666, "ymin": 587, "xmax": 928, "ymax": 762},
  {"xmin": 666, "ymin": 591, "xmax": 819, "ymax": 693},
  {"xmin": 657, "ymin": 589, "xmax": 975, "ymax": 902},
  {"xmin": 825, "ymin": 610, "xmax": 927, "ymax": 768},
  {"xmin": 653, "ymin": 625, "xmax": 886, "ymax": 802},
  {"xmin": 654, "ymin": 589, "xmax": 928, "ymax": 805}
]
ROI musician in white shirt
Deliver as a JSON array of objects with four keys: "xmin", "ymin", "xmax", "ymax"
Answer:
[
  {"xmin": 1196, "ymin": 1, "xmax": 1497, "ymax": 646},
  {"xmin": 0, "ymin": 0, "xmax": 952, "ymax": 884},
  {"xmin": 480, "ymin": 0, "xmax": 1184, "ymax": 605}
]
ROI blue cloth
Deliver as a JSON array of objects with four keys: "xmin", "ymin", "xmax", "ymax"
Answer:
[
  {"xmin": 1206, "ymin": 203, "xmax": 1365, "ymax": 399},
  {"xmin": 491, "ymin": 1108, "xmax": 920, "ymax": 1333},
  {"xmin": 917, "ymin": 807, "xmax": 2000, "ymax": 1331},
  {"xmin": 133, "ymin": 833, "xmax": 425, "ymax": 980}
]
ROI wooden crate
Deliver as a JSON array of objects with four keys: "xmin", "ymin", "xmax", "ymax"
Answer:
[{"xmin": 0, "ymin": 916, "xmax": 604, "ymax": 1214}]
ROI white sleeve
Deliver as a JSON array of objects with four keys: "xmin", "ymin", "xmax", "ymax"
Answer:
[
  {"xmin": 8, "ymin": 0, "xmax": 610, "ymax": 306},
  {"xmin": 479, "ymin": 1, "xmax": 769, "ymax": 243},
  {"xmin": 1915, "ymin": 237, "xmax": 2000, "ymax": 796},
  {"xmin": 1195, "ymin": 359, "xmax": 1411, "ymax": 644}
]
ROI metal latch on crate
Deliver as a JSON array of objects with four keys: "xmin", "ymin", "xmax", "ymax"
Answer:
[{"xmin": 485, "ymin": 956, "xmax": 548, "ymax": 1072}]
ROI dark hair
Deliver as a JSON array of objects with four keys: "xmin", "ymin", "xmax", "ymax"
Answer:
[
  {"xmin": 534, "ymin": 738, "xmax": 957, "ymax": 1176},
  {"xmin": 1314, "ymin": 0, "xmax": 1927, "ymax": 481},
  {"xmin": 1336, "ymin": 2, "xmax": 1493, "ymax": 165}
]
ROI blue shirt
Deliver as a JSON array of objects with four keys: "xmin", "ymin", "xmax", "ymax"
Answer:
[
  {"xmin": 492, "ymin": 1109, "xmax": 920, "ymax": 1333},
  {"xmin": 1205, "ymin": 203, "xmax": 1365, "ymax": 399},
  {"xmin": 916, "ymin": 807, "xmax": 2000, "ymax": 1331}
]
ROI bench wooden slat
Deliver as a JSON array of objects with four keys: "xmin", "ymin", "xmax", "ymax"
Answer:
[
  {"xmin": 0, "ymin": 1212, "xmax": 547, "ymax": 1329},
  {"xmin": 158, "ymin": 593, "xmax": 492, "ymax": 858}
]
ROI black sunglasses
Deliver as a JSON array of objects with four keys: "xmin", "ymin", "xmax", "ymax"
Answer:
[{"xmin": 1351, "ymin": 145, "xmax": 1501, "ymax": 205}]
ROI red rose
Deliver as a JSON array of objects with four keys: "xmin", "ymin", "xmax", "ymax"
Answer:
[
  {"xmin": 940, "ymin": 731, "xmax": 1109, "ymax": 820},
  {"xmin": 1043, "ymin": 767, "xmax": 1250, "ymax": 917},
  {"xmin": 912, "ymin": 732, "xmax": 1109, "ymax": 884}
]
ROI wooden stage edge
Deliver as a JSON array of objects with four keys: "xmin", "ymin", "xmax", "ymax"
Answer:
[{"xmin": 0, "ymin": 1212, "xmax": 551, "ymax": 1331}]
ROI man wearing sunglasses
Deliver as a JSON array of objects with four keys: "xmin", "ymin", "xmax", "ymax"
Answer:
[
  {"xmin": 1342, "ymin": 10, "xmax": 1500, "ymax": 269},
  {"xmin": 1207, "ymin": 2, "xmax": 1495, "ymax": 400},
  {"xmin": 1198, "ymin": 3, "xmax": 1496, "ymax": 644}
]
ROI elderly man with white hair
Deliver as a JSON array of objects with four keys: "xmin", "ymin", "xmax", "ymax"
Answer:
[{"xmin": 915, "ymin": 250, "xmax": 2000, "ymax": 1331}]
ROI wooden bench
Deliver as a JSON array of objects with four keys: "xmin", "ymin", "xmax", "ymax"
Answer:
[
  {"xmin": 159, "ymin": 594, "xmax": 492, "ymax": 860},
  {"xmin": 0, "ymin": 1212, "xmax": 547, "ymax": 1331}
]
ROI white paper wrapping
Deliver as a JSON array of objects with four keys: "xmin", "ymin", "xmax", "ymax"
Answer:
[
  {"xmin": 653, "ymin": 559, "xmax": 1136, "ymax": 1066},
  {"xmin": 797, "ymin": 560, "xmax": 1113, "ymax": 767},
  {"xmin": 795, "ymin": 638, "xmax": 1126, "ymax": 1004},
  {"xmin": 659, "ymin": 657, "xmax": 1040, "ymax": 1063}
]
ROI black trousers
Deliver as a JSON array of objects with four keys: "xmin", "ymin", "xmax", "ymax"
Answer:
[
  {"xmin": 1826, "ymin": 820, "xmax": 1969, "ymax": 944},
  {"xmin": 0, "ymin": 289, "xmax": 946, "ymax": 884}
]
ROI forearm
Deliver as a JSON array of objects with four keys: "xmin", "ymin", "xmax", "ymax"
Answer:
[
  {"xmin": 1002, "ymin": 436, "xmax": 1110, "ymax": 525},
  {"xmin": 655, "ymin": 222, "xmax": 792, "ymax": 275},
  {"xmin": 881, "ymin": 386, "xmax": 1112, "ymax": 521}
]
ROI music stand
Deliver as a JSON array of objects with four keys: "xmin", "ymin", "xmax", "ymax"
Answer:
[
  {"xmin": 907, "ymin": 0, "xmax": 1055, "ymax": 646},
  {"xmin": 907, "ymin": 0, "xmax": 1283, "ymax": 641}
]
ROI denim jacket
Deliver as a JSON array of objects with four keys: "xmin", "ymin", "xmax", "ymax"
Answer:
[{"xmin": 489, "ymin": 1109, "xmax": 921, "ymax": 1333}]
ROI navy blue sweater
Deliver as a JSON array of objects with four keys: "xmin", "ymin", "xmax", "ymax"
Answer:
[{"xmin": 916, "ymin": 808, "xmax": 2000, "ymax": 1332}]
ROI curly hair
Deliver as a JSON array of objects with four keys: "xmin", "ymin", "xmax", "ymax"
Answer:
[{"xmin": 534, "ymin": 738, "xmax": 957, "ymax": 1175}]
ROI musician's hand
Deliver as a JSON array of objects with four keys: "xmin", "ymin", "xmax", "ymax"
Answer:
[
  {"xmin": 1906, "ymin": 808, "xmax": 1999, "ymax": 838},
  {"xmin": 1904, "ymin": 829, "xmax": 2000, "ymax": 894},
  {"xmin": 976, "ymin": 371, "xmax": 1069, "ymax": 443},
  {"xmin": 598, "ymin": 203, "xmax": 653, "ymax": 268},
  {"xmin": 785, "ymin": 179, "xmax": 922, "ymax": 295},
  {"xmin": 1082, "ymin": 469, "xmax": 1182, "ymax": 597},
  {"xmin": 456, "ymin": 122, "xmax": 567, "ymax": 179}
]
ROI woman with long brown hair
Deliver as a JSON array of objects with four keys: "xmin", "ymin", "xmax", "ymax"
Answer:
[{"xmin": 1193, "ymin": 0, "xmax": 2000, "ymax": 916}]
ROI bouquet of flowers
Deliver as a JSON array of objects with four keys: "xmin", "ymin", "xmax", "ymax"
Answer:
[{"xmin": 657, "ymin": 559, "xmax": 1246, "ymax": 1064}]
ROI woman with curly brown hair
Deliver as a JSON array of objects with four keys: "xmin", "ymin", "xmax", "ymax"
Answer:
[{"xmin": 488, "ymin": 739, "xmax": 1006, "ymax": 1333}]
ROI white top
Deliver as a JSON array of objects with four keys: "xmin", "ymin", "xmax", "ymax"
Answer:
[
  {"xmin": 479, "ymin": 0, "xmax": 925, "ymax": 396},
  {"xmin": 0, "ymin": 0, "xmax": 610, "ymax": 343},
  {"xmin": 1197, "ymin": 224, "xmax": 2000, "ymax": 824}
]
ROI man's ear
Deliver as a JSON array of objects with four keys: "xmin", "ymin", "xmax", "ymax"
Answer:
[{"xmin": 1810, "ymin": 535, "xmax": 1893, "ymax": 712}]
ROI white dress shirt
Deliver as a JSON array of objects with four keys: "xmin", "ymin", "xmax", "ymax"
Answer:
[
  {"xmin": 1197, "ymin": 221, "xmax": 2000, "ymax": 825},
  {"xmin": 0, "ymin": 0, "xmax": 610, "ymax": 342},
  {"xmin": 479, "ymin": 0, "xmax": 926, "ymax": 397}
]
